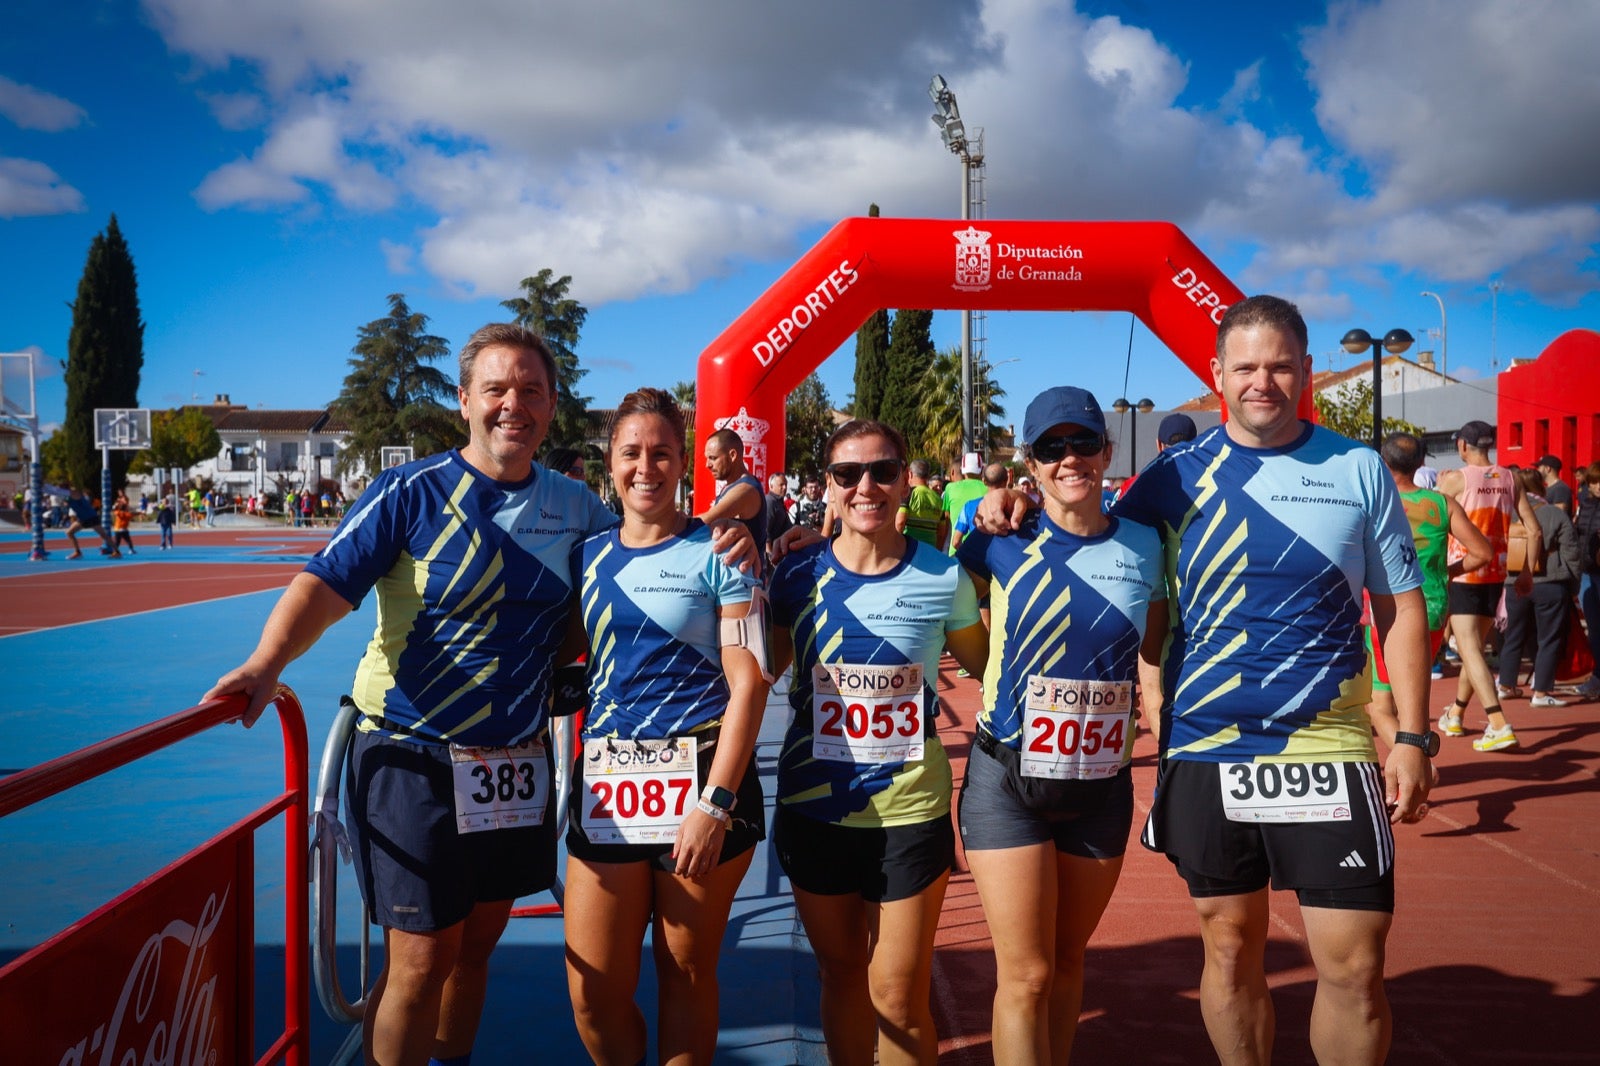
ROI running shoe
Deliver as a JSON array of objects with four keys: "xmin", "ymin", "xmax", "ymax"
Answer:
[
  {"xmin": 1472, "ymin": 725, "xmax": 1519, "ymax": 752},
  {"xmin": 1575, "ymin": 677, "xmax": 1600, "ymax": 700},
  {"xmin": 1438, "ymin": 711, "xmax": 1464, "ymax": 737},
  {"xmin": 1530, "ymin": 694, "xmax": 1568, "ymax": 708}
]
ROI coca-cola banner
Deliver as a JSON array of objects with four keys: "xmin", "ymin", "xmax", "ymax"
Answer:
[{"xmin": 0, "ymin": 829, "xmax": 248, "ymax": 1066}]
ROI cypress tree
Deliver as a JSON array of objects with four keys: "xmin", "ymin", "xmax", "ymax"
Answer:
[
  {"xmin": 63, "ymin": 214, "xmax": 145, "ymax": 492},
  {"xmin": 880, "ymin": 308, "xmax": 935, "ymax": 451},
  {"xmin": 850, "ymin": 204, "xmax": 889, "ymax": 418}
]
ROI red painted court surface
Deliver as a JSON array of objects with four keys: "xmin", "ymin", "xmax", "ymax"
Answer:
[{"xmin": 6, "ymin": 529, "xmax": 1598, "ymax": 1063}]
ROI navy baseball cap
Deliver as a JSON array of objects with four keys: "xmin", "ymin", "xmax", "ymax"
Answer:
[
  {"xmin": 1157, "ymin": 413, "xmax": 1198, "ymax": 445},
  {"xmin": 1454, "ymin": 420, "xmax": 1495, "ymax": 447},
  {"xmin": 1022, "ymin": 386, "xmax": 1106, "ymax": 445}
]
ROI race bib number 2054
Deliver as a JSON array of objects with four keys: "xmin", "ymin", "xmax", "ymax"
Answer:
[
  {"xmin": 1020, "ymin": 676, "xmax": 1131, "ymax": 781},
  {"xmin": 449, "ymin": 740, "xmax": 549, "ymax": 834}
]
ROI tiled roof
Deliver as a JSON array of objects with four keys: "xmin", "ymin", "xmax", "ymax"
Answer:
[{"xmin": 213, "ymin": 409, "xmax": 335, "ymax": 433}]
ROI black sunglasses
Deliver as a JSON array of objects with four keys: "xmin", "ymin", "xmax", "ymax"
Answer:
[
  {"xmin": 826, "ymin": 458, "xmax": 905, "ymax": 488},
  {"xmin": 1030, "ymin": 432, "xmax": 1106, "ymax": 463}
]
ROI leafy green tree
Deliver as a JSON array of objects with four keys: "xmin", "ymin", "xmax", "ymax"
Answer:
[
  {"xmin": 501, "ymin": 269, "xmax": 593, "ymax": 451},
  {"xmin": 880, "ymin": 309, "xmax": 935, "ymax": 452},
  {"xmin": 130, "ymin": 407, "xmax": 222, "ymax": 475},
  {"xmin": 850, "ymin": 205, "xmax": 889, "ymax": 419},
  {"xmin": 785, "ymin": 373, "xmax": 836, "ymax": 476},
  {"xmin": 39, "ymin": 430, "xmax": 71, "ymax": 485},
  {"xmin": 63, "ymin": 214, "xmax": 145, "ymax": 491},
  {"xmin": 1313, "ymin": 381, "xmax": 1422, "ymax": 444},
  {"xmin": 331, "ymin": 293, "xmax": 465, "ymax": 476}
]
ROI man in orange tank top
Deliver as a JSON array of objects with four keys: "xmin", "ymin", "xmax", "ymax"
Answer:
[{"xmin": 1435, "ymin": 421, "xmax": 1542, "ymax": 752}]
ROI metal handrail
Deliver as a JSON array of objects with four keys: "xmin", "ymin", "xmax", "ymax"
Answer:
[
  {"xmin": 0, "ymin": 688, "xmax": 310, "ymax": 1066},
  {"xmin": 312, "ymin": 697, "xmax": 371, "ymax": 1026}
]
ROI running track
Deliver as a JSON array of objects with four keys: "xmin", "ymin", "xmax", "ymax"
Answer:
[{"xmin": 3, "ymin": 521, "xmax": 1597, "ymax": 1063}]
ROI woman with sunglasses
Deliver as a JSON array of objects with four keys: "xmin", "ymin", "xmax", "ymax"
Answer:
[
  {"xmin": 954, "ymin": 386, "xmax": 1167, "ymax": 1064},
  {"xmin": 768, "ymin": 419, "xmax": 989, "ymax": 1066},
  {"xmin": 563, "ymin": 387, "xmax": 770, "ymax": 1066}
]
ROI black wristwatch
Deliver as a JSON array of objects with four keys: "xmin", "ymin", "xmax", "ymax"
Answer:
[{"xmin": 1393, "ymin": 730, "xmax": 1439, "ymax": 757}]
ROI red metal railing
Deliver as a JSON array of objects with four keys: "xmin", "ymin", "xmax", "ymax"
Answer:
[{"xmin": 0, "ymin": 688, "xmax": 310, "ymax": 1066}]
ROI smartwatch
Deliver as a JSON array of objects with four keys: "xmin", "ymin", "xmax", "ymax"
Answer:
[
  {"xmin": 1393, "ymin": 730, "xmax": 1440, "ymax": 758},
  {"xmin": 701, "ymin": 785, "xmax": 737, "ymax": 813}
]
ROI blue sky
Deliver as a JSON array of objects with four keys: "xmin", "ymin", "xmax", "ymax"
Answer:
[{"xmin": 3, "ymin": 0, "xmax": 1596, "ymax": 443}]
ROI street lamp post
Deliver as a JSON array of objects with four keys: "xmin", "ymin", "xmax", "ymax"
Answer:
[
  {"xmin": 1420, "ymin": 291, "xmax": 1447, "ymax": 376},
  {"xmin": 1339, "ymin": 328, "xmax": 1414, "ymax": 449},
  {"xmin": 929, "ymin": 74, "xmax": 984, "ymax": 458},
  {"xmin": 1112, "ymin": 397, "xmax": 1154, "ymax": 475}
]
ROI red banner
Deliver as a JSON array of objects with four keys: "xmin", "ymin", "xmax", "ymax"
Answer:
[{"xmin": 0, "ymin": 825, "xmax": 251, "ymax": 1066}]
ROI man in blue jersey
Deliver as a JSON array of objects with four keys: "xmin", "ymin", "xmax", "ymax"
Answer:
[
  {"xmin": 1116, "ymin": 295, "xmax": 1433, "ymax": 1065},
  {"xmin": 205, "ymin": 324, "xmax": 754, "ymax": 1066},
  {"xmin": 976, "ymin": 295, "xmax": 1433, "ymax": 1063}
]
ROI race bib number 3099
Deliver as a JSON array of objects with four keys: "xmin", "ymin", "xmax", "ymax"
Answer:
[
  {"xmin": 811, "ymin": 662, "xmax": 925, "ymax": 764},
  {"xmin": 449, "ymin": 741, "xmax": 549, "ymax": 834},
  {"xmin": 1218, "ymin": 761, "xmax": 1352, "ymax": 823}
]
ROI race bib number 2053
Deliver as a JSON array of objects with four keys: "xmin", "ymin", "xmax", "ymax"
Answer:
[
  {"xmin": 811, "ymin": 662, "xmax": 925, "ymax": 764},
  {"xmin": 449, "ymin": 740, "xmax": 549, "ymax": 834}
]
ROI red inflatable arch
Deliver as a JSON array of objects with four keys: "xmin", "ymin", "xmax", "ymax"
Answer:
[{"xmin": 693, "ymin": 217, "xmax": 1267, "ymax": 510}]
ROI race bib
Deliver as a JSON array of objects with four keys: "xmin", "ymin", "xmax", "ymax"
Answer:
[
  {"xmin": 449, "ymin": 740, "xmax": 549, "ymax": 834},
  {"xmin": 580, "ymin": 737, "xmax": 699, "ymax": 845},
  {"xmin": 1218, "ymin": 761, "xmax": 1352, "ymax": 823},
  {"xmin": 811, "ymin": 662, "xmax": 925, "ymax": 764},
  {"xmin": 1020, "ymin": 676, "xmax": 1132, "ymax": 780}
]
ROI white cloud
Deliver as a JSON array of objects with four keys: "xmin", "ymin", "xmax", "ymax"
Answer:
[
  {"xmin": 379, "ymin": 238, "xmax": 414, "ymax": 274},
  {"xmin": 0, "ymin": 75, "xmax": 87, "ymax": 131},
  {"xmin": 143, "ymin": 0, "xmax": 1596, "ymax": 307},
  {"xmin": 0, "ymin": 157, "xmax": 86, "ymax": 218}
]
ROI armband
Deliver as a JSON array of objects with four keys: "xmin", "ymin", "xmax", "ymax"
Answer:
[
  {"xmin": 695, "ymin": 798, "xmax": 731, "ymax": 825},
  {"xmin": 719, "ymin": 585, "xmax": 775, "ymax": 683}
]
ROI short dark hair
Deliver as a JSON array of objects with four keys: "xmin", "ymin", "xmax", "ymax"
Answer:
[
  {"xmin": 706, "ymin": 428, "xmax": 743, "ymax": 455},
  {"xmin": 1380, "ymin": 432, "xmax": 1426, "ymax": 476},
  {"xmin": 459, "ymin": 322, "xmax": 558, "ymax": 395},
  {"xmin": 1215, "ymin": 294, "xmax": 1308, "ymax": 362}
]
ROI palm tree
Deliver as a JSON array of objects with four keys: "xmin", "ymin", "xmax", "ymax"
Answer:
[{"xmin": 916, "ymin": 347, "xmax": 1007, "ymax": 469}]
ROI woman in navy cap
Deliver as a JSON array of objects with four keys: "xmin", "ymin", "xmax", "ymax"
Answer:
[{"xmin": 954, "ymin": 385, "xmax": 1167, "ymax": 1063}]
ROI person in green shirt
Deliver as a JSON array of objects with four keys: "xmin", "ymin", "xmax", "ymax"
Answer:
[
  {"xmin": 941, "ymin": 452, "xmax": 987, "ymax": 556},
  {"xmin": 897, "ymin": 458, "xmax": 948, "ymax": 549},
  {"xmin": 1367, "ymin": 432, "xmax": 1490, "ymax": 763}
]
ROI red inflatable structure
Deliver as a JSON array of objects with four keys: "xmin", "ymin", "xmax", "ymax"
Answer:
[{"xmin": 692, "ymin": 217, "xmax": 1260, "ymax": 510}]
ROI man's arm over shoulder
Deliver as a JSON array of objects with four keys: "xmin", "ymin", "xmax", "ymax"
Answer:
[{"xmin": 699, "ymin": 477, "xmax": 762, "ymax": 524}]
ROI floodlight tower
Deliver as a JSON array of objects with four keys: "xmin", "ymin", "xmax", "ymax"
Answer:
[{"xmin": 929, "ymin": 75, "xmax": 987, "ymax": 458}]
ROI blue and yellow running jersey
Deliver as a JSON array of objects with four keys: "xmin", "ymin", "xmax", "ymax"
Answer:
[
  {"xmin": 958, "ymin": 512, "xmax": 1163, "ymax": 754},
  {"xmin": 768, "ymin": 539, "xmax": 981, "ymax": 827},
  {"xmin": 1113, "ymin": 423, "xmax": 1421, "ymax": 764},
  {"xmin": 306, "ymin": 452, "xmax": 616, "ymax": 748},
  {"xmin": 576, "ymin": 519, "xmax": 752, "ymax": 741}
]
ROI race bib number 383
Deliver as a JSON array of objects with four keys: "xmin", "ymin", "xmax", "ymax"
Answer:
[
  {"xmin": 580, "ymin": 737, "xmax": 699, "ymax": 845},
  {"xmin": 1218, "ymin": 761, "xmax": 1352, "ymax": 823},
  {"xmin": 449, "ymin": 740, "xmax": 549, "ymax": 834},
  {"xmin": 1020, "ymin": 676, "xmax": 1131, "ymax": 781},
  {"xmin": 812, "ymin": 662, "xmax": 925, "ymax": 764}
]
